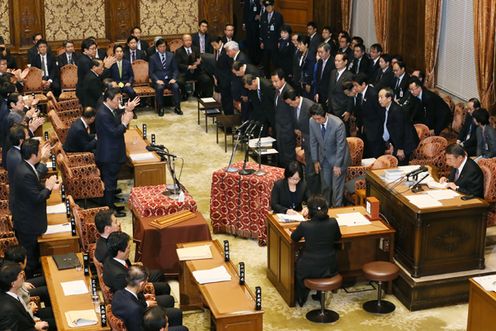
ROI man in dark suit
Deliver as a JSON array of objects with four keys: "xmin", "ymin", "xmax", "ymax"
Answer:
[
  {"xmin": 392, "ymin": 60, "xmax": 409, "ymax": 101},
  {"xmin": 242, "ymin": 74, "xmax": 275, "ymax": 134},
  {"xmin": 221, "ymin": 24, "xmax": 236, "ymax": 44},
  {"xmin": 79, "ymin": 59, "xmax": 108, "ymax": 108},
  {"xmin": 313, "ymin": 43, "xmax": 334, "ymax": 106},
  {"xmin": 271, "ymin": 69, "xmax": 296, "ymax": 168},
  {"xmin": 125, "ymin": 36, "xmax": 147, "ymax": 63},
  {"xmin": 88, "ymin": 36, "xmax": 107, "ymax": 60},
  {"xmin": 111, "ymin": 265, "xmax": 186, "ymax": 331},
  {"xmin": 130, "ymin": 26, "xmax": 149, "ymax": 52},
  {"xmin": 233, "ymin": 61, "xmax": 262, "ymax": 121},
  {"xmin": 242, "ymin": 0, "xmax": 262, "ymax": 64},
  {"xmin": 259, "ymin": 0, "xmax": 284, "ymax": 77},
  {"xmin": 149, "ymin": 38, "xmax": 182, "ymax": 116},
  {"xmin": 175, "ymin": 34, "xmax": 212, "ymax": 98},
  {"xmin": 408, "ymin": 76, "xmax": 450, "ymax": 135},
  {"xmin": 192, "ymin": 20, "xmax": 213, "ymax": 54},
  {"xmin": 349, "ymin": 44, "xmax": 371, "ymax": 76},
  {"xmin": 328, "ymin": 52, "xmax": 353, "ymax": 134},
  {"xmin": 95, "ymin": 88, "xmax": 135, "ymax": 217},
  {"xmin": 12, "ymin": 139, "xmax": 59, "ymax": 275},
  {"xmin": 368, "ymin": 43, "xmax": 382, "ymax": 83},
  {"xmin": 373, "ymin": 53, "xmax": 395, "ymax": 91},
  {"xmin": 63, "ymin": 107, "xmax": 97, "ymax": 153},
  {"xmin": 27, "ymin": 33, "xmax": 44, "ymax": 65},
  {"xmin": 440, "ymin": 144, "xmax": 484, "ymax": 198},
  {"xmin": 225, "ymin": 42, "xmax": 251, "ymax": 119},
  {"xmin": 306, "ymin": 21, "xmax": 322, "ymax": 58},
  {"xmin": 337, "ymin": 35, "xmax": 353, "ymax": 63},
  {"xmin": 30, "ymin": 39, "xmax": 60, "ymax": 96},
  {"xmin": 57, "ymin": 40, "xmax": 80, "ymax": 68},
  {"xmin": 473, "ymin": 108, "xmax": 496, "ymax": 158},
  {"xmin": 0, "ymin": 263, "xmax": 51, "ymax": 330},
  {"xmin": 110, "ymin": 45, "xmax": 136, "ymax": 100},
  {"xmin": 94, "ymin": 210, "xmax": 122, "ymax": 264},
  {"xmin": 211, "ymin": 37, "xmax": 234, "ymax": 114},
  {"xmin": 457, "ymin": 98, "xmax": 480, "ymax": 156},
  {"xmin": 379, "ymin": 87, "xmax": 419, "ymax": 164}
]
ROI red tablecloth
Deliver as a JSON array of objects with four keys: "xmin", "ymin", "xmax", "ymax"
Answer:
[
  {"xmin": 210, "ymin": 161, "xmax": 284, "ymax": 245},
  {"xmin": 129, "ymin": 185, "xmax": 197, "ymax": 217}
]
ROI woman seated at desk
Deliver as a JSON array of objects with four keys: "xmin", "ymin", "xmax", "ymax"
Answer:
[
  {"xmin": 271, "ymin": 161, "xmax": 309, "ymax": 216},
  {"xmin": 290, "ymin": 195, "xmax": 342, "ymax": 307}
]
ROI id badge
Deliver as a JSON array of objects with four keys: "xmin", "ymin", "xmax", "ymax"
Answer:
[
  {"xmin": 253, "ymin": 6, "xmax": 257, "ymax": 12},
  {"xmin": 270, "ymin": 24, "xmax": 275, "ymax": 31}
]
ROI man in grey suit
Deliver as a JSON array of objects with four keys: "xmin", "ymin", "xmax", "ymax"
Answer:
[
  {"xmin": 328, "ymin": 52, "xmax": 354, "ymax": 135},
  {"xmin": 309, "ymin": 103, "xmax": 351, "ymax": 207}
]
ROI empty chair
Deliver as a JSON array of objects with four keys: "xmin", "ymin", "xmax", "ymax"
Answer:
[
  {"xmin": 303, "ymin": 274, "xmax": 343, "ymax": 323},
  {"xmin": 362, "ymin": 261, "xmax": 400, "ymax": 314}
]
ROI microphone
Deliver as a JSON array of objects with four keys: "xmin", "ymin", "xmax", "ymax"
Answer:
[
  {"xmin": 246, "ymin": 121, "xmax": 260, "ymax": 138},
  {"xmin": 406, "ymin": 166, "xmax": 428, "ymax": 178},
  {"xmin": 146, "ymin": 145, "xmax": 177, "ymax": 158},
  {"xmin": 411, "ymin": 173, "xmax": 429, "ymax": 193},
  {"xmin": 150, "ymin": 143, "xmax": 166, "ymax": 149},
  {"xmin": 236, "ymin": 120, "xmax": 252, "ymax": 133},
  {"xmin": 257, "ymin": 123, "xmax": 264, "ymax": 138}
]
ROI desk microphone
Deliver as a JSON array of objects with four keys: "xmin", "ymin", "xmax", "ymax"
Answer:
[
  {"xmin": 406, "ymin": 165, "xmax": 428, "ymax": 179},
  {"xmin": 70, "ymin": 217, "xmax": 77, "ymax": 236},
  {"xmin": 246, "ymin": 121, "xmax": 260, "ymax": 138},
  {"xmin": 146, "ymin": 145, "xmax": 177, "ymax": 158},
  {"xmin": 151, "ymin": 134, "xmax": 156, "ymax": 145},
  {"xmin": 411, "ymin": 173, "xmax": 429, "ymax": 193},
  {"xmin": 236, "ymin": 120, "xmax": 252, "ymax": 133}
]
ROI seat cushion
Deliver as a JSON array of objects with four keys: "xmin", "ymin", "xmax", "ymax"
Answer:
[
  {"xmin": 304, "ymin": 274, "xmax": 343, "ymax": 292},
  {"xmin": 362, "ymin": 261, "xmax": 399, "ymax": 282}
]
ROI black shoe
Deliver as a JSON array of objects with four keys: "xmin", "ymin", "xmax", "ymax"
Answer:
[
  {"xmin": 113, "ymin": 205, "xmax": 125, "ymax": 211},
  {"xmin": 174, "ymin": 107, "xmax": 183, "ymax": 115},
  {"xmin": 297, "ymin": 297, "xmax": 307, "ymax": 307},
  {"xmin": 114, "ymin": 196, "xmax": 126, "ymax": 203},
  {"xmin": 158, "ymin": 108, "xmax": 165, "ymax": 117},
  {"xmin": 114, "ymin": 210, "xmax": 126, "ymax": 217},
  {"xmin": 114, "ymin": 188, "xmax": 122, "ymax": 195}
]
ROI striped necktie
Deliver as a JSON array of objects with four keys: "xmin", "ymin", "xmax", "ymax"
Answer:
[{"xmin": 161, "ymin": 53, "xmax": 166, "ymax": 69}]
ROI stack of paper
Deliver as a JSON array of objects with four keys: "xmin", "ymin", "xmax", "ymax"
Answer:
[
  {"xmin": 46, "ymin": 203, "xmax": 66, "ymax": 214},
  {"xmin": 383, "ymin": 169, "xmax": 404, "ymax": 182},
  {"xmin": 65, "ymin": 310, "xmax": 98, "ymax": 327},
  {"xmin": 472, "ymin": 275, "xmax": 496, "ymax": 291},
  {"xmin": 44, "ymin": 223, "xmax": 71, "ymax": 235},
  {"xmin": 201, "ymin": 97, "xmax": 217, "ymax": 104},
  {"xmin": 129, "ymin": 152, "xmax": 155, "ymax": 162},
  {"xmin": 405, "ymin": 194, "xmax": 443, "ymax": 208},
  {"xmin": 61, "ymin": 280, "xmax": 88, "ymax": 296},
  {"xmin": 249, "ymin": 137, "xmax": 276, "ymax": 149},
  {"xmin": 176, "ymin": 245, "xmax": 213, "ymax": 261},
  {"xmin": 192, "ymin": 266, "xmax": 231, "ymax": 284},
  {"xmin": 361, "ymin": 158, "xmax": 376, "ymax": 167},
  {"xmin": 335, "ymin": 212, "xmax": 371, "ymax": 227},
  {"xmin": 277, "ymin": 213, "xmax": 305, "ymax": 223}
]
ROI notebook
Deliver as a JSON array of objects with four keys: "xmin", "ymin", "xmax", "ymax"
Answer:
[{"xmin": 52, "ymin": 252, "xmax": 82, "ymax": 270}]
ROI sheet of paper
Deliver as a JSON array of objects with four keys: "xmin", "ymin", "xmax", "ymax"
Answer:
[
  {"xmin": 129, "ymin": 152, "xmax": 155, "ymax": 162},
  {"xmin": 44, "ymin": 223, "xmax": 71, "ymax": 235},
  {"xmin": 253, "ymin": 148, "xmax": 279, "ymax": 155},
  {"xmin": 46, "ymin": 203, "xmax": 66, "ymax": 214},
  {"xmin": 361, "ymin": 158, "xmax": 376, "ymax": 167},
  {"xmin": 426, "ymin": 189, "xmax": 459, "ymax": 200},
  {"xmin": 405, "ymin": 194, "xmax": 443, "ymax": 208},
  {"xmin": 398, "ymin": 165, "xmax": 428, "ymax": 174},
  {"xmin": 472, "ymin": 275, "xmax": 496, "ymax": 291},
  {"xmin": 65, "ymin": 309, "xmax": 98, "ymax": 327},
  {"xmin": 201, "ymin": 97, "xmax": 217, "ymax": 103},
  {"xmin": 425, "ymin": 178, "xmax": 448, "ymax": 189},
  {"xmin": 61, "ymin": 280, "xmax": 88, "ymax": 296},
  {"xmin": 335, "ymin": 212, "xmax": 371, "ymax": 227},
  {"xmin": 192, "ymin": 265, "xmax": 232, "ymax": 284},
  {"xmin": 277, "ymin": 213, "xmax": 305, "ymax": 223},
  {"xmin": 176, "ymin": 245, "xmax": 213, "ymax": 261}
]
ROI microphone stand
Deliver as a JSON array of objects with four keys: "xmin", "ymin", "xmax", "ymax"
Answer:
[
  {"xmin": 226, "ymin": 121, "xmax": 252, "ymax": 173},
  {"xmin": 410, "ymin": 173, "xmax": 429, "ymax": 193},
  {"xmin": 239, "ymin": 123, "xmax": 258, "ymax": 175},
  {"xmin": 254, "ymin": 124, "xmax": 266, "ymax": 176},
  {"xmin": 155, "ymin": 147, "xmax": 182, "ymax": 199}
]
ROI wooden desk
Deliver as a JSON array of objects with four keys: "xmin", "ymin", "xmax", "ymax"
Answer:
[
  {"xmin": 38, "ymin": 189, "xmax": 80, "ymax": 256},
  {"xmin": 178, "ymin": 240, "xmax": 263, "ymax": 331},
  {"xmin": 467, "ymin": 278, "xmax": 496, "ymax": 331},
  {"xmin": 125, "ymin": 127, "xmax": 166, "ymax": 187},
  {"xmin": 367, "ymin": 168, "xmax": 488, "ymax": 278},
  {"xmin": 42, "ymin": 253, "xmax": 109, "ymax": 331},
  {"xmin": 266, "ymin": 206, "xmax": 395, "ymax": 307}
]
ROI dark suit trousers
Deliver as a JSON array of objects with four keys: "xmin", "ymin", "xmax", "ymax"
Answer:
[
  {"xmin": 154, "ymin": 80, "xmax": 180, "ymax": 109},
  {"xmin": 177, "ymin": 71, "xmax": 212, "ymax": 98},
  {"xmin": 97, "ymin": 161, "xmax": 122, "ymax": 208},
  {"xmin": 15, "ymin": 230, "xmax": 40, "ymax": 277},
  {"xmin": 262, "ymin": 49, "xmax": 276, "ymax": 78},
  {"xmin": 119, "ymin": 86, "xmax": 136, "ymax": 100},
  {"xmin": 219, "ymin": 83, "xmax": 234, "ymax": 115}
]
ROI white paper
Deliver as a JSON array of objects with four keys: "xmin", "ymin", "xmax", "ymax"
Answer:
[
  {"xmin": 201, "ymin": 97, "xmax": 217, "ymax": 103},
  {"xmin": 405, "ymin": 194, "xmax": 443, "ymax": 208},
  {"xmin": 65, "ymin": 309, "xmax": 98, "ymax": 327},
  {"xmin": 192, "ymin": 266, "xmax": 231, "ymax": 284},
  {"xmin": 61, "ymin": 280, "xmax": 88, "ymax": 296},
  {"xmin": 472, "ymin": 275, "xmax": 496, "ymax": 291},
  {"xmin": 398, "ymin": 165, "xmax": 428, "ymax": 174},
  {"xmin": 277, "ymin": 213, "xmax": 305, "ymax": 223},
  {"xmin": 249, "ymin": 137, "xmax": 276, "ymax": 148},
  {"xmin": 44, "ymin": 223, "xmax": 71, "ymax": 235},
  {"xmin": 335, "ymin": 212, "xmax": 371, "ymax": 227},
  {"xmin": 176, "ymin": 245, "xmax": 213, "ymax": 261},
  {"xmin": 129, "ymin": 152, "xmax": 155, "ymax": 161},
  {"xmin": 46, "ymin": 203, "xmax": 67, "ymax": 214},
  {"xmin": 361, "ymin": 158, "xmax": 376, "ymax": 167},
  {"xmin": 253, "ymin": 148, "xmax": 279, "ymax": 155},
  {"xmin": 426, "ymin": 189, "xmax": 459, "ymax": 200},
  {"xmin": 425, "ymin": 178, "xmax": 448, "ymax": 189}
]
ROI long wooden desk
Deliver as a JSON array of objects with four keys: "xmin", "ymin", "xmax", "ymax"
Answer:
[
  {"xmin": 41, "ymin": 253, "xmax": 109, "ymax": 331},
  {"xmin": 38, "ymin": 189, "xmax": 80, "ymax": 256},
  {"xmin": 366, "ymin": 168, "xmax": 488, "ymax": 278},
  {"xmin": 125, "ymin": 127, "xmax": 166, "ymax": 187},
  {"xmin": 467, "ymin": 278, "xmax": 496, "ymax": 330},
  {"xmin": 266, "ymin": 206, "xmax": 395, "ymax": 307},
  {"xmin": 178, "ymin": 240, "xmax": 263, "ymax": 331}
]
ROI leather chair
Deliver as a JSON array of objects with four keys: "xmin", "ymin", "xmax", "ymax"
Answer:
[
  {"xmin": 131, "ymin": 60, "xmax": 156, "ymax": 104},
  {"xmin": 414, "ymin": 123, "xmax": 431, "ymax": 142},
  {"xmin": 93, "ymin": 257, "xmax": 114, "ymax": 303},
  {"xmin": 47, "ymin": 93, "xmax": 81, "ymax": 113},
  {"xmin": 0, "ymin": 236, "xmax": 18, "ymax": 258},
  {"xmin": 59, "ymin": 64, "xmax": 78, "ymax": 100},
  {"xmin": 48, "ymin": 110, "xmax": 70, "ymax": 143},
  {"xmin": 477, "ymin": 158, "xmax": 496, "ymax": 227},
  {"xmin": 303, "ymin": 274, "xmax": 343, "ymax": 323},
  {"xmin": 362, "ymin": 261, "xmax": 399, "ymax": 314},
  {"xmin": 409, "ymin": 136, "xmax": 449, "ymax": 177},
  {"xmin": 440, "ymin": 102, "xmax": 466, "ymax": 144},
  {"xmin": 168, "ymin": 38, "xmax": 183, "ymax": 53},
  {"xmin": 52, "ymin": 141, "xmax": 95, "ymax": 167},
  {"xmin": 106, "ymin": 304, "xmax": 128, "ymax": 331},
  {"xmin": 22, "ymin": 67, "xmax": 48, "ymax": 104},
  {"xmin": 345, "ymin": 137, "xmax": 365, "ymax": 182}
]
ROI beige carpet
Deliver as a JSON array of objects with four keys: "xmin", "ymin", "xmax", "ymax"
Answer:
[{"xmin": 113, "ymin": 100, "xmax": 471, "ymax": 331}]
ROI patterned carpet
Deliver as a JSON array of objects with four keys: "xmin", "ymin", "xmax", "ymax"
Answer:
[{"xmin": 114, "ymin": 100, "xmax": 469, "ymax": 331}]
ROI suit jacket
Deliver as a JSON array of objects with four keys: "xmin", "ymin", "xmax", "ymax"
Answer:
[
  {"xmin": 349, "ymin": 55, "xmax": 371, "ymax": 76},
  {"xmin": 12, "ymin": 161, "xmax": 51, "ymax": 235},
  {"xmin": 356, "ymin": 85, "xmax": 384, "ymax": 144},
  {"xmin": 76, "ymin": 54, "xmax": 93, "ymax": 97},
  {"xmin": 294, "ymin": 51, "xmax": 315, "ymax": 87},
  {"xmin": 293, "ymin": 97, "xmax": 314, "ymax": 142},
  {"xmin": 243, "ymin": 0, "xmax": 262, "ymax": 26},
  {"xmin": 27, "ymin": 45, "xmax": 52, "ymax": 65},
  {"xmin": 259, "ymin": 11, "xmax": 284, "ymax": 50},
  {"xmin": 103, "ymin": 257, "xmax": 129, "ymax": 293},
  {"xmin": 174, "ymin": 46, "xmax": 202, "ymax": 74},
  {"xmin": 192, "ymin": 32, "xmax": 213, "ymax": 54},
  {"xmin": 308, "ymin": 33, "xmax": 323, "ymax": 58},
  {"xmin": 0, "ymin": 292, "xmax": 36, "ymax": 331},
  {"xmin": 124, "ymin": 48, "xmax": 147, "ymax": 63},
  {"xmin": 340, "ymin": 47, "xmax": 354, "ymax": 63},
  {"xmin": 393, "ymin": 73, "xmax": 409, "ymax": 100},
  {"xmin": 271, "ymin": 178, "xmax": 308, "ymax": 214},
  {"xmin": 136, "ymin": 39, "xmax": 149, "ymax": 52},
  {"xmin": 314, "ymin": 57, "xmax": 333, "ymax": 103},
  {"xmin": 247, "ymin": 77, "xmax": 275, "ymax": 126},
  {"xmin": 275, "ymin": 83, "xmax": 294, "ymax": 139},
  {"xmin": 31, "ymin": 53, "xmax": 59, "ymax": 82},
  {"xmin": 63, "ymin": 118, "xmax": 97, "ymax": 153},
  {"xmin": 95, "ymin": 103, "xmax": 127, "ymax": 164},
  {"xmin": 457, "ymin": 113, "xmax": 477, "ymax": 154},
  {"xmin": 448, "ymin": 157, "xmax": 484, "ymax": 198},
  {"xmin": 309, "ymin": 114, "xmax": 351, "ymax": 168},
  {"xmin": 328, "ymin": 69, "xmax": 354, "ymax": 117},
  {"xmin": 57, "ymin": 52, "xmax": 81, "ymax": 67},
  {"xmin": 420, "ymin": 89, "xmax": 451, "ymax": 135},
  {"xmin": 275, "ymin": 39, "xmax": 295, "ymax": 79},
  {"xmin": 373, "ymin": 67, "xmax": 395, "ymax": 91},
  {"xmin": 369, "ymin": 58, "xmax": 381, "ymax": 83},
  {"xmin": 79, "ymin": 70, "xmax": 104, "ymax": 108},
  {"xmin": 111, "ymin": 289, "xmax": 146, "ymax": 331},
  {"xmin": 214, "ymin": 46, "xmax": 232, "ymax": 89},
  {"xmin": 110, "ymin": 59, "xmax": 134, "ymax": 85},
  {"xmin": 476, "ymin": 125, "xmax": 496, "ymax": 158},
  {"xmin": 385, "ymin": 102, "xmax": 419, "ymax": 156},
  {"xmin": 95, "ymin": 236, "xmax": 109, "ymax": 264},
  {"xmin": 148, "ymin": 51, "xmax": 178, "ymax": 83},
  {"xmin": 94, "ymin": 48, "xmax": 107, "ymax": 60}
]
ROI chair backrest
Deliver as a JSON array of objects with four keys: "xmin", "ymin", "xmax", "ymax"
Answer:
[
  {"xmin": 23, "ymin": 67, "xmax": 44, "ymax": 93},
  {"xmin": 56, "ymin": 47, "xmax": 65, "ymax": 56},
  {"xmin": 477, "ymin": 158, "xmax": 496, "ymax": 203},
  {"xmin": 346, "ymin": 137, "xmax": 364, "ymax": 166},
  {"xmin": 106, "ymin": 43, "xmax": 115, "ymax": 57},
  {"xmin": 414, "ymin": 123, "xmax": 431, "ymax": 141},
  {"xmin": 106, "ymin": 304, "xmax": 127, "ymax": 331},
  {"xmin": 371, "ymin": 155, "xmax": 398, "ymax": 169},
  {"xmin": 0, "ymin": 236, "xmax": 18, "ymax": 258},
  {"xmin": 451, "ymin": 102, "xmax": 466, "ymax": 134},
  {"xmin": 48, "ymin": 110, "xmax": 70, "ymax": 142},
  {"xmin": 131, "ymin": 60, "xmax": 149, "ymax": 85},
  {"xmin": 168, "ymin": 38, "xmax": 183, "ymax": 53},
  {"xmin": 60, "ymin": 64, "xmax": 78, "ymax": 91},
  {"xmin": 416, "ymin": 136, "xmax": 448, "ymax": 159}
]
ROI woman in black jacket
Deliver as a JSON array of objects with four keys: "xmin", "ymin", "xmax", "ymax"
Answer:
[
  {"xmin": 290, "ymin": 195, "xmax": 342, "ymax": 307},
  {"xmin": 275, "ymin": 24, "xmax": 296, "ymax": 81},
  {"xmin": 271, "ymin": 161, "xmax": 308, "ymax": 215}
]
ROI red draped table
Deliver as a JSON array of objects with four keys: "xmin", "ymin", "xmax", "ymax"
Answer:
[{"xmin": 210, "ymin": 161, "xmax": 284, "ymax": 245}]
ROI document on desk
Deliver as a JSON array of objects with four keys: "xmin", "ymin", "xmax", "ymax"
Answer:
[
  {"xmin": 201, "ymin": 97, "xmax": 217, "ymax": 103},
  {"xmin": 335, "ymin": 212, "xmax": 371, "ymax": 227},
  {"xmin": 44, "ymin": 223, "xmax": 71, "ymax": 235},
  {"xmin": 129, "ymin": 152, "xmax": 156, "ymax": 162},
  {"xmin": 61, "ymin": 280, "xmax": 88, "ymax": 296},
  {"xmin": 249, "ymin": 136, "xmax": 276, "ymax": 148},
  {"xmin": 176, "ymin": 245, "xmax": 213, "ymax": 261},
  {"xmin": 405, "ymin": 194, "xmax": 443, "ymax": 208},
  {"xmin": 426, "ymin": 189, "xmax": 459, "ymax": 200},
  {"xmin": 472, "ymin": 275, "xmax": 496, "ymax": 291},
  {"xmin": 46, "ymin": 203, "xmax": 66, "ymax": 214},
  {"xmin": 277, "ymin": 213, "xmax": 305, "ymax": 223},
  {"xmin": 192, "ymin": 265, "xmax": 232, "ymax": 284},
  {"xmin": 65, "ymin": 309, "xmax": 98, "ymax": 327}
]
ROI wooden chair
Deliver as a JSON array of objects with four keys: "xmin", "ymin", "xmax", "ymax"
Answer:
[
  {"xmin": 168, "ymin": 38, "xmax": 183, "ymax": 53},
  {"xmin": 59, "ymin": 64, "xmax": 78, "ymax": 100},
  {"xmin": 216, "ymin": 114, "xmax": 242, "ymax": 152},
  {"xmin": 22, "ymin": 67, "xmax": 48, "ymax": 104},
  {"xmin": 106, "ymin": 304, "xmax": 127, "ymax": 331}
]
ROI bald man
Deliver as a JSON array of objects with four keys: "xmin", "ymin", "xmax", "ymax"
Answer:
[{"xmin": 174, "ymin": 34, "xmax": 212, "ymax": 98}]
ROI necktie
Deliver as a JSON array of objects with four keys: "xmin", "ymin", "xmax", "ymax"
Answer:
[
  {"xmin": 275, "ymin": 89, "xmax": 280, "ymax": 106},
  {"xmin": 68, "ymin": 54, "xmax": 72, "ymax": 64},
  {"xmin": 257, "ymin": 89, "xmax": 261, "ymax": 101},
  {"xmin": 161, "ymin": 54, "xmax": 166, "ymax": 69},
  {"xmin": 268, "ymin": 13, "xmax": 273, "ymax": 22},
  {"xmin": 454, "ymin": 168, "xmax": 460, "ymax": 182},
  {"xmin": 336, "ymin": 71, "xmax": 341, "ymax": 82},
  {"xmin": 320, "ymin": 60, "xmax": 326, "ymax": 79},
  {"xmin": 356, "ymin": 58, "xmax": 361, "ymax": 74},
  {"xmin": 118, "ymin": 61, "xmax": 122, "ymax": 79},
  {"xmin": 321, "ymin": 123, "xmax": 326, "ymax": 139},
  {"xmin": 383, "ymin": 109, "xmax": 390, "ymax": 142},
  {"xmin": 200, "ymin": 36, "xmax": 205, "ymax": 53},
  {"xmin": 186, "ymin": 48, "xmax": 191, "ymax": 55},
  {"xmin": 215, "ymin": 50, "xmax": 219, "ymax": 61},
  {"xmin": 356, "ymin": 93, "xmax": 363, "ymax": 105},
  {"xmin": 41, "ymin": 56, "xmax": 47, "ymax": 77},
  {"xmin": 131, "ymin": 51, "xmax": 136, "ymax": 63},
  {"xmin": 395, "ymin": 77, "xmax": 400, "ymax": 89},
  {"xmin": 296, "ymin": 106, "xmax": 301, "ymax": 121}
]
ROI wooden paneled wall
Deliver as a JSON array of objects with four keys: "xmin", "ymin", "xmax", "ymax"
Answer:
[{"xmin": 276, "ymin": 0, "xmax": 313, "ymax": 33}]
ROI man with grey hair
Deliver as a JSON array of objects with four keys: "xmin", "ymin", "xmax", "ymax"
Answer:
[
  {"xmin": 224, "ymin": 41, "xmax": 250, "ymax": 118},
  {"xmin": 314, "ymin": 42, "xmax": 333, "ymax": 106}
]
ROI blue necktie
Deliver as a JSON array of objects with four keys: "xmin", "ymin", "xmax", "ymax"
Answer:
[
  {"xmin": 161, "ymin": 54, "xmax": 166, "ymax": 69},
  {"xmin": 321, "ymin": 124, "xmax": 326, "ymax": 139},
  {"xmin": 383, "ymin": 109, "xmax": 390, "ymax": 142}
]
